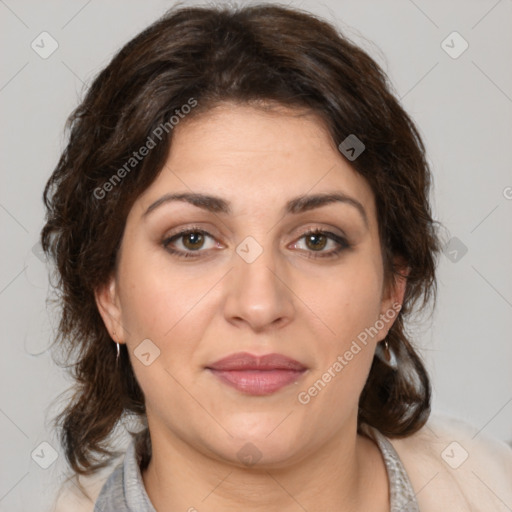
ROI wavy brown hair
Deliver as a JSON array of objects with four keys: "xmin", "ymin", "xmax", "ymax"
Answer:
[{"xmin": 41, "ymin": 2, "xmax": 442, "ymax": 479}]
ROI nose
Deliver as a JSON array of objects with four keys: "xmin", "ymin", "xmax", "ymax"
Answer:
[{"xmin": 223, "ymin": 243, "xmax": 295, "ymax": 332}]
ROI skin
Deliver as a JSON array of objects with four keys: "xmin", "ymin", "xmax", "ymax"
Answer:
[{"xmin": 96, "ymin": 102, "xmax": 407, "ymax": 512}]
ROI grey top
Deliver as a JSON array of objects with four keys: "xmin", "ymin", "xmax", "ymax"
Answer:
[{"xmin": 94, "ymin": 426, "xmax": 419, "ymax": 512}]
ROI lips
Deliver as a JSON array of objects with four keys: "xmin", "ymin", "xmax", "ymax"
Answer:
[
  {"xmin": 207, "ymin": 352, "xmax": 307, "ymax": 371},
  {"xmin": 206, "ymin": 352, "xmax": 307, "ymax": 395}
]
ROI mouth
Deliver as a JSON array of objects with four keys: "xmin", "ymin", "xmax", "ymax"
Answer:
[{"xmin": 205, "ymin": 352, "xmax": 308, "ymax": 396}]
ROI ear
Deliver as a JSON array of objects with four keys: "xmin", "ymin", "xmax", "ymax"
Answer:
[
  {"xmin": 383, "ymin": 264, "xmax": 409, "ymax": 308},
  {"xmin": 376, "ymin": 258, "xmax": 409, "ymax": 341},
  {"xmin": 94, "ymin": 274, "xmax": 126, "ymax": 344}
]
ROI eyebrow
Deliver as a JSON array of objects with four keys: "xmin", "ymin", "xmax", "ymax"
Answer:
[{"xmin": 143, "ymin": 191, "xmax": 368, "ymax": 227}]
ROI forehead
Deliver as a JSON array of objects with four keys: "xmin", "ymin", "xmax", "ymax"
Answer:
[{"xmin": 131, "ymin": 103, "xmax": 377, "ymax": 222}]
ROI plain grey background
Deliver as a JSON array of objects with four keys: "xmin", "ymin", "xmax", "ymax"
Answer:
[{"xmin": 1, "ymin": 0, "xmax": 511, "ymax": 510}]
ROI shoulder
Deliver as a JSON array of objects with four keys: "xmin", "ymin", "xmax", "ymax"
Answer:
[
  {"xmin": 48, "ymin": 463, "xmax": 120, "ymax": 512},
  {"xmin": 388, "ymin": 413, "xmax": 512, "ymax": 511},
  {"xmin": 48, "ymin": 430, "xmax": 149, "ymax": 512}
]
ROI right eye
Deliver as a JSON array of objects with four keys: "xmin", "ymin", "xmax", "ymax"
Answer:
[{"xmin": 162, "ymin": 228, "xmax": 219, "ymax": 258}]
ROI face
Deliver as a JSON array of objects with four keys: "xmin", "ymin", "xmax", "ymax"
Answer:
[{"xmin": 96, "ymin": 103, "xmax": 405, "ymax": 468}]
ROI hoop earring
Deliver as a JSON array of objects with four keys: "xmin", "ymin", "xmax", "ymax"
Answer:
[
  {"xmin": 112, "ymin": 330, "xmax": 120, "ymax": 368},
  {"xmin": 375, "ymin": 339, "xmax": 398, "ymax": 369}
]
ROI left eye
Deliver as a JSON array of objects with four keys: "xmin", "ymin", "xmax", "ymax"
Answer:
[
  {"xmin": 294, "ymin": 231, "xmax": 336, "ymax": 251},
  {"xmin": 290, "ymin": 230, "xmax": 349, "ymax": 258}
]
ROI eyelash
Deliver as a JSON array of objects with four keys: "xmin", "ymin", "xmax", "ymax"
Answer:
[{"xmin": 162, "ymin": 226, "xmax": 350, "ymax": 260}]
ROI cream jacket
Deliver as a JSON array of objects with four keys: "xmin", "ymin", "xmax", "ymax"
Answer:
[{"xmin": 51, "ymin": 414, "xmax": 512, "ymax": 511}]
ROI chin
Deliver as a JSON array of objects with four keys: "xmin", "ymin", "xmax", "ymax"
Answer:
[
  {"xmin": 207, "ymin": 415, "xmax": 306, "ymax": 467},
  {"xmin": 214, "ymin": 437, "xmax": 305, "ymax": 470}
]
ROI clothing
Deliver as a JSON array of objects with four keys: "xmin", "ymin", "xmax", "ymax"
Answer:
[
  {"xmin": 93, "ymin": 433, "xmax": 156, "ymax": 512},
  {"xmin": 89, "ymin": 424, "xmax": 418, "ymax": 512},
  {"xmin": 50, "ymin": 414, "xmax": 512, "ymax": 511}
]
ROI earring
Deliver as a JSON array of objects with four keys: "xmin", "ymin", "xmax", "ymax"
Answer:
[
  {"xmin": 112, "ymin": 330, "xmax": 120, "ymax": 368},
  {"xmin": 375, "ymin": 339, "xmax": 398, "ymax": 369}
]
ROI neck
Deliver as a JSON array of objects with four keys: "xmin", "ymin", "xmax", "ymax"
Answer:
[{"xmin": 141, "ymin": 418, "xmax": 389, "ymax": 512}]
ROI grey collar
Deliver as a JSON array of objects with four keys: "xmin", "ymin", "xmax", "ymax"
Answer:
[{"xmin": 94, "ymin": 426, "xmax": 419, "ymax": 512}]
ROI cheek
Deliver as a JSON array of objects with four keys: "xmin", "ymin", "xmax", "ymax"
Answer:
[
  {"xmin": 117, "ymin": 251, "xmax": 223, "ymax": 397},
  {"xmin": 303, "ymin": 256, "xmax": 383, "ymax": 343},
  {"xmin": 294, "ymin": 255, "xmax": 383, "ymax": 407},
  {"xmin": 297, "ymin": 272, "xmax": 382, "ymax": 422},
  {"xmin": 118, "ymin": 251, "xmax": 218, "ymax": 341}
]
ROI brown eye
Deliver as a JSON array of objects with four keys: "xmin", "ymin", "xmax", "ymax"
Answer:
[
  {"xmin": 291, "ymin": 229, "xmax": 350, "ymax": 259},
  {"xmin": 182, "ymin": 232, "xmax": 205, "ymax": 250},
  {"xmin": 162, "ymin": 228, "xmax": 217, "ymax": 258},
  {"xmin": 305, "ymin": 233, "xmax": 328, "ymax": 251}
]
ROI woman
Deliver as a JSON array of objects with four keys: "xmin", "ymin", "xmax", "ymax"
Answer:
[{"xmin": 41, "ymin": 3, "xmax": 512, "ymax": 511}]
